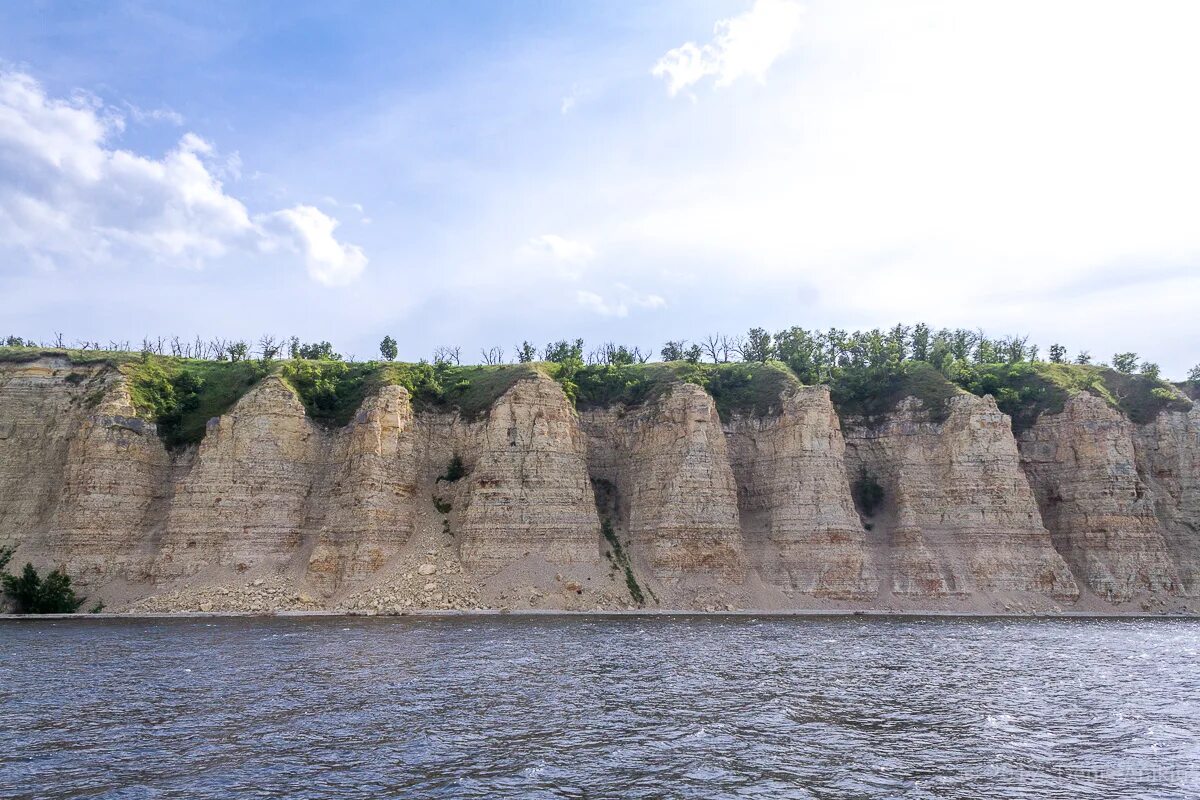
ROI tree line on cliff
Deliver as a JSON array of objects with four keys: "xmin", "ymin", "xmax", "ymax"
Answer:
[{"xmin": 4, "ymin": 325, "xmax": 1198, "ymax": 383}]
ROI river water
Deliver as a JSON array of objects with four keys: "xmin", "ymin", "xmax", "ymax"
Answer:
[{"xmin": 1, "ymin": 615, "xmax": 1198, "ymax": 799}]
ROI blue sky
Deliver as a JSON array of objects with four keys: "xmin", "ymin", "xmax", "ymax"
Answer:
[{"xmin": 1, "ymin": 0, "xmax": 1198, "ymax": 375}]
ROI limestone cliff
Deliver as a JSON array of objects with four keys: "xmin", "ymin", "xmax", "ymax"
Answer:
[
  {"xmin": 455, "ymin": 373, "xmax": 602, "ymax": 576},
  {"xmin": 724, "ymin": 386, "xmax": 877, "ymax": 599},
  {"xmin": 1, "ymin": 356, "xmax": 1198, "ymax": 614},
  {"xmin": 157, "ymin": 376, "xmax": 326, "ymax": 578},
  {"xmin": 1134, "ymin": 407, "xmax": 1200, "ymax": 595},
  {"xmin": 581, "ymin": 384, "xmax": 747, "ymax": 606},
  {"xmin": 1018, "ymin": 392, "xmax": 1178, "ymax": 601},
  {"xmin": 842, "ymin": 394, "xmax": 1078, "ymax": 601}
]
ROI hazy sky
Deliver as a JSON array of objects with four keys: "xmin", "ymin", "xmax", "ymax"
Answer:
[{"xmin": 1, "ymin": 1, "xmax": 1198, "ymax": 375}]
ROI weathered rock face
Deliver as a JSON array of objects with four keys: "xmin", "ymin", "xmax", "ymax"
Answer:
[
  {"xmin": 305, "ymin": 385, "xmax": 418, "ymax": 595},
  {"xmin": 52, "ymin": 380, "xmax": 172, "ymax": 582},
  {"xmin": 157, "ymin": 376, "xmax": 326, "ymax": 578},
  {"xmin": 456, "ymin": 374, "xmax": 602, "ymax": 577},
  {"xmin": 0, "ymin": 358, "xmax": 170, "ymax": 583},
  {"xmin": 724, "ymin": 387, "xmax": 877, "ymax": 599},
  {"xmin": 2, "ymin": 358, "xmax": 1199, "ymax": 613},
  {"xmin": 581, "ymin": 384, "xmax": 747, "ymax": 598},
  {"xmin": 1134, "ymin": 408, "xmax": 1200, "ymax": 595},
  {"xmin": 843, "ymin": 394, "xmax": 1078, "ymax": 600},
  {"xmin": 1018, "ymin": 393, "xmax": 1178, "ymax": 601}
]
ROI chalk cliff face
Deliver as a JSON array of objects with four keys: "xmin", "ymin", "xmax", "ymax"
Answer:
[
  {"xmin": 842, "ymin": 394, "xmax": 1078, "ymax": 601},
  {"xmin": 580, "ymin": 384, "xmax": 747, "ymax": 606},
  {"xmin": 0, "ymin": 357, "xmax": 1197, "ymax": 614},
  {"xmin": 157, "ymin": 376, "xmax": 325, "ymax": 578},
  {"xmin": 724, "ymin": 386, "xmax": 877, "ymax": 599},
  {"xmin": 1018, "ymin": 393, "xmax": 1178, "ymax": 601},
  {"xmin": 456, "ymin": 373, "xmax": 601, "ymax": 577},
  {"xmin": 1134, "ymin": 408, "xmax": 1200, "ymax": 595},
  {"xmin": 306, "ymin": 385, "xmax": 418, "ymax": 595}
]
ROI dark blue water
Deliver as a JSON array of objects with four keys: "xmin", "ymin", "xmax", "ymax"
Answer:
[{"xmin": 1, "ymin": 615, "xmax": 1198, "ymax": 799}]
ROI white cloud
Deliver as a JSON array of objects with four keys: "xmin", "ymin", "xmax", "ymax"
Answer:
[
  {"xmin": 516, "ymin": 233, "xmax": 595, "ymax": 279},
  {"xmin": 124, "ymin": 102, "xmax": 185, "ymax": 126},
  {"xmin": 264, "ymin": 205, "xmax": 367, "ymax": 286},
  {"xmin": 0, "ymin": 69, "xmax": 366, "ymax": 284},
  {"xmin": 652, "ymin": 0, "xmax": 803, "ymax": 95},
  {"xmin": 575, "ymin": 284, "xmax": 666, "ymax": 317}
]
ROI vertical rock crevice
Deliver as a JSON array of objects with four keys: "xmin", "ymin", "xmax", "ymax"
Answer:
[{"xmin": 843, "ymin": 394, "xmax": 1077, "ymax": 602}]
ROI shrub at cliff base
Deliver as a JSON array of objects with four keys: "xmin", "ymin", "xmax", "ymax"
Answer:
[{"xmin": 0, "ymin": 549, "xmax": 86, "ymax": 614}]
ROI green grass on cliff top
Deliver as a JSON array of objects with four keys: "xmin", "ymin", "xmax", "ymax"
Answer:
[
  {"xmin": 830, "ymin": 361, "xmax": 961, "ymax": 425},
  {"xmin": 564, "ymin": 360, "xmax": 799, "ymax": 421},
  {"xmin": 2, "ymin": 346, "xmax": 1190, "ymax": 442},
  {"xmin": 955, "ymin": 362, "xmax": 1192, "ymax": 431},
  {"xmin": 279, "ymin": 360, "xmax": 537, "ymax": 426}
]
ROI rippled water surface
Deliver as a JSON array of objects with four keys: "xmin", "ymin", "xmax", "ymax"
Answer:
[{"xmin": 2, "ymin": 615, "xmax": 1199, "ymax": 799}]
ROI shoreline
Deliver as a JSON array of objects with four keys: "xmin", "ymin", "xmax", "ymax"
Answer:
[{"xmin": 2, "ymin": 608, "xmax": 1197, "ymax": 621}]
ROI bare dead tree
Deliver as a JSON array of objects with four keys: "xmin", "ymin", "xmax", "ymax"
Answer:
[
  {"xmin": 53, "ymin": 332, "xmax": 65, "ymax": 348},
  {"xmin": 480, "ymin": 346, "xmax": 505, "ymax": 366},
  {"xmin": 701, "ymin": 334, "xmax": 723, "ymax": 363},
  {"xmin": 727, "ymin": 335, "xmax": 744, "ymax": 362},
  {"xmin": 433, "ymin": 345, "xmax": 461, "ymax": 365},
  {"xmin": 633, "ymin": 346, "xmax": 652, "ymax": 364},
  {"xmin": 258, "ymin": 334, "xmax": 281, "ymax": 361}
]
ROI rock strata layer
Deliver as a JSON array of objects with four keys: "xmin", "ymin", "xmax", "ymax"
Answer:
[{"xmin": 0, "ymin": 358, "xmax": 1196, "ymax": 614}]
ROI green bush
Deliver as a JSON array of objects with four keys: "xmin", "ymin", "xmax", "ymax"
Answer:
[
  {"xmin": 126, "ymin": 358, "xmax": 266, "ymax": 447},
  {"xmin": 832, "ymin": 361, "xmax": 958, "ymax": 425},
  {"xmin": 2, "ymin": 562, "xmax": 86, "ymax": 614},
  {"xmin": 601, "ymin": 519, "xmax": 645, "ymax": 605},
  {"xmin": 438, "ymin": 455, "xmax": 466, "ymax": 483}
]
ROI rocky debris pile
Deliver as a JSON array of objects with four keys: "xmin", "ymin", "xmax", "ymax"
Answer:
[
  {"xmin": 342, "ymin": 552, "xmax": 484, "ymax": 613},
  {"xmin": 125, "ymin": 577, "xmax": 322, "ymax": 613}
]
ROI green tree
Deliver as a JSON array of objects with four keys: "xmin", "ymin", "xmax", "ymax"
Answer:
[
  {"xmin": 1075, "ymin": 350, "xmax": 1093, "ymax": 365},
  {"xmin": 228, "ymin": 341, "xmax": 250, "ymax": 362},
  {"xmin": 515, "ymin": 341, "xmax": 538, "ymax": 363},
  {"xmin": 2, "ymin": 562, "xmax": 85, "ymax": 614},
  {"xmin": 740, "ymin": 328, "xmax": 773, "ymax": 362},
  {"xmin": 297, "ymin": 341, "xmax": 341, "ymax": 360},
  {"xmin": 379, "ymin": 335, "xmax": 398, "ymax": 361},
  {"xmin": 1048, "ymin": 343, "xmax": 1067, "ymax": 363},
  {"xmin": 660, "ymin": 340, "xmax": 687, "ymax": 362},
  {"xmin": 1188, "ymin": 364, "xmax": 1200, "ymax": 385},
  {"xmin": 1139, "ymin": 361, "xmax": 1161, "ymax": 380},
  {"xmin": 543, "ymin": 339, "xmax": 584, "ymax": 363},
  {"xmin": 910, "ymin": 323, "xmax": 932, "ymax": 362},
  {"xmin": 1112, "ymin": 352, "xmax": 1139, "ymax": 373}
]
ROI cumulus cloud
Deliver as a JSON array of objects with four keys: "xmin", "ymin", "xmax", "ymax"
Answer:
[
  {"xmin": 0, "ymin": 69, "xmax": 366, "ymax": 284},
  {"xmin": 652, "ymin": 0, "xmax": 803, "ymax": 95},
  {"xmin": 264, "ymin": 205, "xmax": 367, "ymax": 286},
  {"xmin": 575, "ymin": 284, "xmax": 666, "ymax": 317}
]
